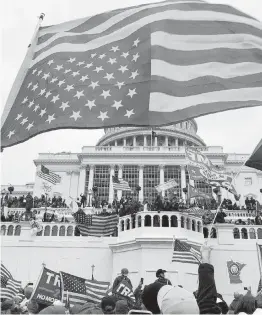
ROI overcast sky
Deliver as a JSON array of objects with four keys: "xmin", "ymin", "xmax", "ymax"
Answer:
[{"xmin": 1, "ymin": 0, "xmax": 262, "ymax": 185}]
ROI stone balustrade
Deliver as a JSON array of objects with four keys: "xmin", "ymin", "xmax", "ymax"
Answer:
[{"xmin": 203, "ymin": 225, "xmax": 262, "ymax": 240}]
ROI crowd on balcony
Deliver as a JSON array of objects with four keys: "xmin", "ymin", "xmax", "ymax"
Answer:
[{"xmin": 1, "ymin": 245, "xmax": 261, "ymax": 314}]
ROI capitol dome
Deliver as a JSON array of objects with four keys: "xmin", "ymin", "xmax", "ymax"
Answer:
[{"xmin": 97, "ymin": 120, "xmax": 205, "ymax": 147}]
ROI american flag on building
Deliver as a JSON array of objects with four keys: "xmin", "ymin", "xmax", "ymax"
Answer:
[
  {"xmin": 73, "ymin": 209, "xmax": 92, "ymax": 235},
  {"xmin": 112, "ymin": 176, "xmax": 131, "ymax": 191},
  {"xmin": 37, "ymin": 165, "xmax": 61, "ymax": 185},
  {"xmin": 0, "ymin": 263, "xmax": 22, "ymax": 300},
  {"xmin": 1, "ymin": 0, "xmax": 262, "ymax": 149},
  {"xmin": 60, "ymin": 271, "xmax": 110, "ymax": 306},
  {"xmin": 172, "ymin": 239, "xmax": 201, "ymax": 265}
]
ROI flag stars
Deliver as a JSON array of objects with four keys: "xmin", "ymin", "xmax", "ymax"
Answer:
[
  {"xmin": 15, "ymin": 113, "xmax": 23, "ymax": 120},
  {"xmin": 91, "ymin": 53, "xmax": 97, "ymax": 58},
  {"xmin": 118, "ymin": 65, "xmax": 128, "ymax": 73},
  {"xmin": 22, "ymin": 97, "xmax": 28, "ymax": 104},
  {"xmin": 127, "ymin": 88, "xmax": 137, "ymax": 98},
  {"xmin": 28, "ymin": 100, "xmax": 35, "ymax": 108},
  {"xmin": 58, "ymin": 80, "xmax": 65, "ymax": 87},
  {"xmin": 72, "ymin": 71, "xmax": 80, "ymax": 77},
  {"xmin": 7, "ymin": 130, "xmax": 15, "ymax": 139},
  {"xmin": 108, "ymin": 58, "xmax": 117, "ymax": 65},
  {"xmin": 32, "ymin": 83, "xmax": 39, "ymax": 91},
  {"xmin": 85, "ymin": 62, "xmax": 93, "ymax": 68},
  {"xmin": 100, "ymin": 90, "xmax": 111, "ymax": 99},
  {"xmin": 94, "ymin": 66, "xmax": 104, "ymax": 73},
  {"xmin": 68, "ymin": 57, "xmax": 76, "ymax": 63},
  {"xmin": 132, "ymin": 53, "xmax": 139, "ymax": 62},
  {"xmin": 51, "ymin": 94, "xmax": 60, "ymax": 103},
  {"xmin": 47, "ymin": 59, "xmax": 54, "ymax": 66},
  {"xmin": 89, "ymin": 81, "xmax": 99, "ymax": 89},
  {"xmin": 20, "ymin": 117, "xmax": 28, "ymax": 125},
  {"xmin": 85, "ymin": 100, "xmax": 96, "ymax": 110},
  {"xmin": 74, "ymin": 90, "xmax": 85, "ymax": 99},
  {"xmin": 111, "ymin": 46, "xmax": 119, "ymax": 52},
  {"xmin": 133, "ymin": 38, "xmax": 140, "ymax": 47},
  {"xmin": 32, "ymin": 69, "xmax": 37, "ymax": 74},
  {"xmin": 103, "ymin": 73, "xmax": 114, "ymax": 81},
  {"xmin": 27, "ymin": 82, "xmax": 33, "ymax": 89},
  {"xmin": 37, "ymin": 70, "xmax": 43, "ymax": 76},
  {"xmin": 26, "ymin": 122, "xmax": 34, "ymax": 131},
  {"xmin": 129, "ymin": 70, "xmax": 139, "ymax": 80},
  {"xmin": 124, "ymin": 109, "xmax": 135, "ymax": 118},
  {"xmin": 97, "ymin": 111, "xmax": 109, "ymax": 121},
  {"xmin": 54, "ymin": 65, "xmax": 63, "ymax": 71},
  {"xmin": 121, "ymin": 52, "xmax": 129, "ymax": 58},
  {"xmin": 70, "ymin": 111, "xmax": 82, "ymax": 121},
  {"xmin": 99, "ymin": 53, "xmax": 106, "ymax": 59},
  {"xmin": 60, "ymin": 101, "xmax": 70, "ymax": 111},
  {"xmin": 50, "ymin": 77, "xmax": 58, "ymax": 83},
  {"xmin": 46, "ymin": 114, "xmax": 55, "ymax": 124},
  {"xmin": 112, "ymin": 100, "xmax": 123, "ymax": 110},
  {"xmin": 33, "ymin": 105, "xmax": 40, "ymax": 112},
  {"xmin": 115, "ymin": 81, "xmax": 125, "ymax": 89},
  {"xmin": 39, "ymin": 88, "xmax": 46, "ymax": 96},
  {"xmin": 39, "ymin": 108, "xmax": 47, "ymax": 117},
  {"xmin": 45, "ymin": 91, "xmax": 52, "ymax": 98},
  {"xmin": 80, "ymin": 75, "xmax": 89, "ymax": 82},
  {"xmin": 77, "ymin": 61, "xmax": 85, "ymax": 66},
  {"xmin": 42, "ymin": 72, "xmax": 50, "ymax": 80},
  {"xmin": 65, "ymin": 84, "xmax": 74, "ymax": 92},
  {"xmin": 64, "ymin": 69, "xmax": 72, "ymax": 74}
]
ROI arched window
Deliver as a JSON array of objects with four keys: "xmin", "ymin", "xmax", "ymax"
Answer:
[
  {"xmin": 257, "ymin": 228, "xmax": 262, "ymax": 239},
  {"xmin": 241, "ymin": 228, "xmax": 248, "ymax": 239},
  {"xmin": 67, "ymin": 226, "xmax": 74, "ymax": 236},
  {"xmin": 186, "ymin": 218, "xmax": 191, "ymax": 230},
  {"xmin": 233, "ymin": 228, "xmax": 240, "ymax": 239},
  {"xmin": 197, "ymin": 222, "xmax": 201, "ymax": 233},
  {"xmin": 51, "ymin": 225, "xmax": 58, "ymax": 236},
  {"xmin": 192, "ymin": 220, "xmax": 196, "ymax": 231},
  {"xmin": 181, "ymin": 217, "xmax": 185, "ymax": 228},
  {"xmin": 7, "ymin": 225, "xmax": 14, "ymax": 236},
  {"xmin": 1, "ymin": 225, "xmax": 6, "ymax": 235},
  {"xmin": 121, "ymin": 220, "xmax": 124, "ymax": 231},
  {"xmin": 171, "ymin": 216, "xmax": 178, "ymax": 227},
  {"xmin": 137, "ymin": 216, "xmax": 141, "ymax": 228},
  {"xmin": 14, "ymin": 225, "xmax": 21, "ymax": 236},
  {"xmin": 203, "ymin": 227, "xmax": 209, "ymax": 238},
  {"xmin": 153, "ymin": 215, "xmax": 160, "ymax": 227},
  {"xmin": 44, "ymin": 225, "xmax": 50, "ymax": 236},
  {"xmin": 145, "ymin": 215, "xmax": 152, "ymax": 227},
  {"xmin": 59, "ymin": 226, "xmax": 66, "ymax": 236},
  {"xmin": 126, "ymin": 219, "xmax": 130, "ymax": 230},
  {"xmin": 249, "ymin": 228, "xmax": 256, "ymax": 239},
  {"xmin": 162, "ymin": 215, "xmax": 169, "ymax": 227},
  {"xmin": 211, "ymin": 228, "xmax": 217, "ymax": 239},
  {"xmin": 132, "ymin": 216, "xmax": 136, "ymax": 229}
]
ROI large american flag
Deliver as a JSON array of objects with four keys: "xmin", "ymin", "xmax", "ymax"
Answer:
[
  {"xmin": 0, "ymin": 263, "xmax": 22, "ymax": 300},
  {"xmin": 37, "ymin": 165, "xmax": 61, "ymax": 185},
  {"xmin": 172, "ymin": 239, "xmax": 201, "ymax": 264},
  {"xmin": 73, "ymin": 211, "xmax": 118, "ymax": 236},
  {"xmin": 60, "ymin": 272, "xmax": 109, "ymax": 306},
  {"xmin": 112, "ymin": 176, "xmax": 131, "ymax": 191},
  {"xmin": 2, "ymin": 0, "xmax": 262, "ymax": 149}
]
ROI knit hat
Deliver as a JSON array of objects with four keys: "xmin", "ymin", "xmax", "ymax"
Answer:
[
  {"xmin": 157, "ymin": 285, "xmax": 199, "ymax": 314},
  {"xmin": 121, "ymin": 268, "xmax": 129, "ymax": 275},
  {"xmin": 115, "ymin": 300, "xmax": 129, "ymax": 314},
  {"xmin": 141, "ymin": 281, "xmax": 164, "ymax": 314},
  {"xmin": 101, "ymin": 296, "xmax": 116, "ymax": 314}
]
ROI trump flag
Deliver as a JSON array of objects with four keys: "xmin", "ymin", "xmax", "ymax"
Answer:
[
  {"xmin": 245, "ymin": 139, "xmax": 262, "ymax": 171},
  {"xmin": 2, "ymin": 0, "xmax": 262, "ymax": 149}
]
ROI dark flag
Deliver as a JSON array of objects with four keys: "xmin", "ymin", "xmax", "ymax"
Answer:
[
  {"xmin": 72, "ymin": 209, "xmax": 92, "ymax": 236},
  {"xmin": 2, "ymin": 1, "xmax": 262, "ymax": 149},
  {"xmin": 245, "ymin": 139, "xmax": 262, "ymax": 171},
  {"xmin": 188, "ymin": 184, "xmax": 212, "ymax": 200}
]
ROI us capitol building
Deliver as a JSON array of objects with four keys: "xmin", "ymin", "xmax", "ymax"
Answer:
[{"xmin": 9, "ymin": 119, "xmax": 260, "ymax": 206}]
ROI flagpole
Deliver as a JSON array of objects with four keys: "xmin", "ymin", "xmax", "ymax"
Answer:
[
  {"xmin": 1, "ymin": 13, "xmax": 45, "ymax": 133},
  {"xmin": 256, "ymin": 243, "xmax": 262, "ymax": 290},
  {"xmin": 151, "ymin": 128, "xmax": 153, "ymax": 147},
  {"xmin": 29, "ymin": 262, "xmax": 46, "ymax": 302}
]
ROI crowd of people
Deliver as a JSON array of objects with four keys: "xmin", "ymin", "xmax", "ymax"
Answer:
[{"xmin": 1, "ymin": 245, "xmax": 261, "ymax": 314}]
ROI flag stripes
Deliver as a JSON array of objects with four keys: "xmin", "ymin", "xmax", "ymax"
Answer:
[
  {"xmin": 85, "ymin": 280, "xmax": 110, "ymax": 304},
  {"xmin": 172, "ymin": 239, "xmax": 201, "ymax": 264},
  {"xmin": 1, "ymin": 263, "xmax": 13, "ymax": 280},
  {"xmin": 112, "ymin": 176, "xmax": 131, "ymax": 191},
  {"xmin": 0, "ymin": 264, "xmax": 22, "ymax": 300},
  {"xmin": 37, "ymin": 165, "xmax": 61, "ymax": 185}
]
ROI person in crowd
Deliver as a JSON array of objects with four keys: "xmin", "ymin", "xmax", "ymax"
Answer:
[
  {"xmin": 155, "ymin": 269, "xmax": 172, "ymax": 285},
  {"xmin": 234, "ymin": 291, "xmax": 257, "ymax": 314},
  {"xmin": 215, "ymin": 208, "xmax": 227, "ymax": 223},
  {"xmin": 115, "ymin": 300, "xmax": 129, "ymax": 314},
  {"xmin": 80, "ymin": 193, "xmax": 87, "ymax": 208},
  {"xmin": 42, "ymin": 209, "xmax": 48, "ymax": 222},
  {"xmin": 245, "ymin": 197, "xmax": 250, "ymax": 212},
  {"xmin": 49, "ymin": 210, "xmax": 56, "ymax": 222},
  {"xmin": 255, "ymin": 215, "xmax": 262, "ymax": 225},
  {"xmin": 101, "ymin": 296, "xmax": 116, "ymax": 314},
  {"xmin": 229, "ymin": 292, "xmax": 243, "ymax": 314},
  {"xmin": 112, "ymin": 268, "xmax": 133, "ymax": 293},
  {"xmin": 216, "ymin": 293, "xmax": 229, "ymax": 314}
]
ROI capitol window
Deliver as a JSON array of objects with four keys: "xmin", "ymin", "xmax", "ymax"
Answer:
[
  {"xmin": 93, "ymin": 165, "xmax": 110, "ymax": 201},
  {"xmin": 244, "ymin": 177, "xmax": 252, "ymax": 186},
  {"xmin": 143, "ymin": 165, "xmax": 160, "ymax": 201},
  {"xmin": 122, "ymin": 165, "xmax": 139, "ymax": 198}
]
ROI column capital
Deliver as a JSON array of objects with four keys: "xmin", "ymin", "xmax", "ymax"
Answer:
[
  {"xmin": 66, "ymin": 171, "xmax": 73, "ymax": 175},
  {"xmin": 89, "ymin": 164, "xmax": 95, "ymax": 170},
  {"xmin": 110, "ymin": 164, "xmax": 115, "ymax": 169},
  {"xmin": 159, "ymin": 164, "xmax": 165, "ymax": 169},
  {"xmin": 118, "ymin": 164, "xmax": 124, "ymax": 170},
  {"xmin": 80, "ymin": 165, "xmax": 86, "ymax": 170},
  {"xmin": 139, "ymin": 164, "xmax": 144, "ymax": 170}
]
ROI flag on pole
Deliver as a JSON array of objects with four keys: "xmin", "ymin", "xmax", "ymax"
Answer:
[
  {"xmin": 172, "ymin": 239, "xmax": 201, "ymax": 265},
  {"xmin": 2, "ymin": 1, "xmax": 262, "ymax": 149},
  {"xmin": 245, "ymin": 139, "xmax": 262, "ymax": 171},
  {"xmin": 37, "ymin": 165, "xmax": 61, "ymax": 185},
  {"xmin": 188, "ymin": 184, "xmax": 212, "ymax": 199},
  {"xmin": 112, "ymin": 176, "xmax": 131, "ymax": 191},
  {"xmin": 0, "ymin": 263, "xmax": 22, "ymax": 300},
  {"xmin": 60, "ymin": 272, "xmax": 109, "ymax": 306}
]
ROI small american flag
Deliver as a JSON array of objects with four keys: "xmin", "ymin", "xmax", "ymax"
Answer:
[
  {"xmin": 172, "ymin": 240, "xmax": 201, "ymax": 265},
  {"xmin": 37, "ymin": 165, "xmax": 61, "ymax": 185},
  {"xmin": 0, "ymin": 263, "xmax": 22, "ymax": 300},
  {"xmin": 112, "ymin": 176, "xmax": 131, "ymax": 191},
  {"xmin": 60, "ymin": 272, "xmax": 109, "ymax": 307}
]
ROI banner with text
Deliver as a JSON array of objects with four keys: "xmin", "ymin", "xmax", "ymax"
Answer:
[
  {"xmin": 188, "ymin": 185, "xmax": 212, "ymax": 200},
  {"xmin": 30, "ymin": 267, "xmax": 61, "ymax": 305},
  {"xmin": 114, "ymin": 279, "xmax": 136, "ymax": 303},
  {"xmin": 155, "ymin": 179, "xmax": 178, "ymax": 193}
]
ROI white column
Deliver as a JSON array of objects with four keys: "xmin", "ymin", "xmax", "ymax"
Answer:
[
  {"xmin": 117, "ymin": 165, "xmax": 123, "ymax": 200},
  {"xmin": 123, "ymin": 138, "xmax": 126, "ymax": 146},
  {"xmin": 109, "ymin": 165, "xmax": 115, "ymax": 204},
  {"xmin": 165, "ymin": 136, "xmax": 168, "ymax": 146},
  {"xmin": 133, "ymin": 136, "xmax": 137, "ymax": 146},
  {"xmin": 78, "ymin": 165, "xmax": 87, "ymax": 195},
  {"xmin": 154, "ymin": 136, "xmax": 158, "ymax": 146},
  {"xmin": 144, "ymin": 135, "xmax": 147, "ymax": 146},
  {"xmin": 160, "ymin": 165, "xmax": 165, "ymax": 197},
  {"xmin": 114, "ymin": 140, "xmax": 117, "ymax": 146},
  {"xmin": 181, "ymin": 165, "xmax": 187, "ymax": 200},
  {"xmin": 139, "ymin": 165, "xmax": 144, "ymax": 202},
  {"xmin": 88, "ymin": 165, "xmax": 95, "ymax": 191},
  {"xmin": 175, "ymin": 138, "xmax": 179, "ymax": 147}
]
